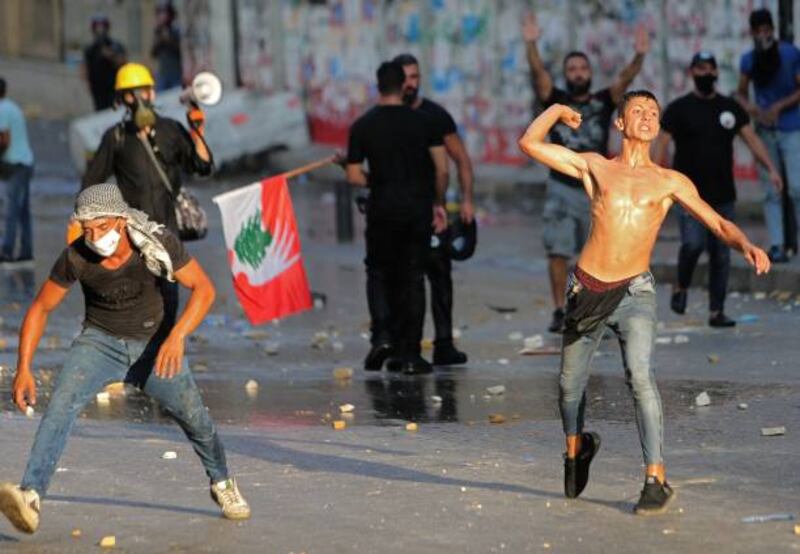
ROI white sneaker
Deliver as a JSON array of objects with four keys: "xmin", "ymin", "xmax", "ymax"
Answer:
[
  {"xmin": 210, "ymin": 478, "xmax": 250, "ymax": 520},
  {"xmin": 0, "ymin": 483, "xmax": 40, "ymax": 533}
]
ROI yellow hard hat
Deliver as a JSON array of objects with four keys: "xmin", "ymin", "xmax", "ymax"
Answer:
[{"xmin": 115, "ymin": 62, "xmax": 155, "ymax": 91}]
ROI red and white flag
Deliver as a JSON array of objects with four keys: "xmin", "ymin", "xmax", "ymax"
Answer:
[{"xmin": 213, "ymin": 175, "xmax": 312, "ymax": 324}]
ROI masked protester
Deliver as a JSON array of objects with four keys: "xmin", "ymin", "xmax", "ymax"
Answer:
[
  {"xmin": 521, "ymin": 12, "xmax": 649, "ymax": 333},
  {"xmin": 736, "ymin": 8, "xmax": 800, "ymax": 263},
  {"xmin": 655, "ymin": 52, "xmax": 782, "ymax": 328},
  {"xmin": 81, "ymin": 14, "xmax": 127, "ymax": 111},
  {"xmin": 0, "ymin": 184, "xmax": 250, "ymax": 535},
  {"xmin": 80, "ymin": 62, "xmax": 213, "ymax": 328}
]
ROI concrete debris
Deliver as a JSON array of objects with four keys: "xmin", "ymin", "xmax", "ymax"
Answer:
[
  {"xmin": 332, "ymin": 341, "xmax": 344, "ymax": 352},
  {"xmin": 99, "ymin": 535, "xmax": 116, "ymax": 548},
  {"xmin": 452, "ymin": 328, "xmax": 463, "ymax": 340},
  {"xmin": 71, "ymin": 528, "xmax": 81, "ymax": 538},
  {"xmin": 741, "ymin": 513, "xmax": 794, "ymax": 523},
  {"xmin": 508, "ymin": 331, "xmax": 524, "ymax": 341},
  {"xmin": 104, "ymin": 382, "xmax": 126, "ymax": 396},
  {"xmin": 332, "ymin": 420, "xmax": 346, "ymax": 430},
  {"xmin": 738, "ymin": 403, "xmax": 748, "ymax": 410},
  {"xmin": 662, "ymin": 529, "xmax": 676, "ymax": 535},
  {"xmin": 333, "ymin": 367, "xmax": 354, "ymax": 380},
  {"xmin": 794, "ymin": 524, "xmax": 800, "ymax": 536},
  {"xmin": 707, "ymin": 354, "xmax": 720, "ymax": 364},
  {"xmin": 523, "ymin": 335, "xmax": 544, "ymax": 350},
  {"xmin": 497, "ymin": 358, "xmax": 510, "ymax": 365},
  {"xmin": 311, "ymin": 291, "xmax": 327, "ymax": 310},
  {"xmin": 311, "ymin": 331, "xmax": 331, "ymax": 349},
  {"xmin": 243, "ymin": 329, "xmax": 270, "ymax": 340},
  {"xmin": 405, "ymin": 422, "xmax": 418, "ymax": 431},
  {"xmin": 25, "ymin": 406, "xmax": 34, "ymax": 418},
  {"xmin": 192, "ymin": 363, "xmax": 208, "ymax": 372},
  {"xmin": 753, "ymin": 292, "xmax": 767, "ymax": 300},
  {"xmin": 674, "ymin": 335, "xmax": 690, "ymax": 344},
  {"xmin": 96, "ymin": 392, "xmax": 111, "ymax": 405},
  {"xmin": 488, "ymin": 414, "xmax": 507, "ymax": 424},
  {"xmin": 161, "ymin": 451, "xmax": 177, "ymax": 460},
  {"xmin": 245, "ymin": 380, "xmax": 259, "ymax": 396},
  {"xmin": 430, "ymin": 395, "xmax": 443, "ymax": 404},
  {"xmin": 760, "ymin": 426, "xmax": 786, "ymax": 436},
  {"xmin": 776, "ymin": 291, "xmax": 793, "ymax": 302},
  {"xmin": 655, "ymin": 337, "xmax": 672, "ymax": 345},
  {"xmin": 738, "ymin": 314, "xmax": 760, "ymax": 324},
  {"xmin": 486, "ymin": 385, "xmax": 506, "ymax": 396},
  {"xmin": 263, "ymin": 342, "xmax": 280, "ymax": 355},
  {"xmin": 695, "ymin": 392, "xmax": 711, "ymax": 407},
  {"xmin": 339, "ymin": 403, "xmax": 355, "ymax": 414}
]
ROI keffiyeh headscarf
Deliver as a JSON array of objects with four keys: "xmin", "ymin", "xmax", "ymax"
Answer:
[{"xmin": 72, "ymin": 183, "xmax": 176, "ymax": 281}]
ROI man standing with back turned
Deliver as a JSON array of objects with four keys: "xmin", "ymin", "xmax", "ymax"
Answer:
[{"xmin": 519, "ymin": 91, "xmax": 770, "ymax": 514}]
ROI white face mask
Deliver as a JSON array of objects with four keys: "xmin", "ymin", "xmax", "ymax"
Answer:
[{"xmin": 86, "ymin": 228, "xmax": 122, "ymax": 257}]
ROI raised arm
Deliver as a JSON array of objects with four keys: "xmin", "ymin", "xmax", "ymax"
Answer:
[
  {"xmin": 518, "ymin": 104, "xmax": 590, "ymax": 181},
  {"xmin": 13, "ymin": 280, "xmax": 70, "ymax": 412},
  {"xmin": 609, "ymin": 25, "xmax": 649, "ymax": 105},
  {"xmin": 443, "ymin": 133, "xmax": 474, "ymax": 222},
  {"xmin": 522, "ymin": 13, "xmax": 553, "ymax": 102},
  {"xmin": 738, "ymin": 124, "xmax": 783, "ymax": 191},
  {"xmin": 671, "ymin": 172, "xmax": 770, "ymax": 274}
]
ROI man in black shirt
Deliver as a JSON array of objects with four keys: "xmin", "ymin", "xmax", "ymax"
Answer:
[
  {"xmin": 656, "ymin": 52, "xmax": 782, "ymax": 327},
  {"xmin": 393, "ymin": 53, "xmax": 474, "ymax": 367},
  {"xmin": 82, "ymin": 14, "xmax": 127, "ymax": 111},
  {"xmin": 346, "ymin": 61, "xmax": 448, "ymax": 375},
  {"xmin": 0, "ymin": 184, "xmax": 249, "ymax": 535},
  {"xmin": 522, "ymin": 12, "xmax": 649, "ymax": 333}
]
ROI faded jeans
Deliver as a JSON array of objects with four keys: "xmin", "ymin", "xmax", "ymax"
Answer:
[
  {"xmin": 1, "ymin": 163, "xmax": 33, "ymax": 259},
  {"xmin": 21, "ymin": 327, "xmax": 228, "ymax": 495},
  {"xmin": 756, "ymin": 127, "xmax": 800, "ymax": 248},
  {"xmin": 559, "ymin": 272, "xmax": 664, "ymax": 465}
]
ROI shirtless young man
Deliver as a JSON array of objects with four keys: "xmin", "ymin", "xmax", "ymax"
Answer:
[{"xmin": 518, "ymin": 90, "xmax": 770, "ymax": 515}]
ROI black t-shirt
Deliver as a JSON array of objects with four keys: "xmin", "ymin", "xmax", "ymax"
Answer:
[
  {"xmin": 49, "ymin": 229, "xmax": 191, "ymax": 340},
  {"xmin": 542, "ymin": 87, "xmax": 616, "ymax": 187},
  {"xmin": 82, "ymin": 116, "xmax": 213, "ymax": 233},
  {"xmin": 661, "ymin": 93, "xmax": 749, "ymax": 205},
  {"xmin": 417, "ymin": 98, "xmax": 458, "ymax": 138},
  {"xmin": 347, "ymin": 105, "xmax": 443, "ymax": 219}
]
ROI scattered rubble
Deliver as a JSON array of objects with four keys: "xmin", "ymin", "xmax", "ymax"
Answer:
[
  {"xmin": 486, "ymin": 385, "xmax": 506, "ymax": 396},
  {"xmin": 760, "ymin": 426, "xmax": 786, "ymax": 437},
  {"xmin": 695, "ymin": 392, "xmax": 711, "ymax": 407}
]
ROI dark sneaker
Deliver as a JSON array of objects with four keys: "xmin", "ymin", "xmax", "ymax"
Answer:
[
  {"xmin": 432, "ymin": 342, "xmax": 468, "ymax": 366},
  {"xmin": 402, "ymin": 356, "xmax": 433, "ymax": 375},
  {"xmin": 385, "ymin": 356, "xmax": 404, "ymax": 372},
  {"xmin": 364, "ymin": 343, "xmax": 392, "ymax": 371},
  {"xmin": 767, "ymin": 246, "xmax": 789, "ymax": 264},
  {"xmin": 708, "ymin": 312, "xmax": 736, "ymax": 328},
  {"xmin": 634, "ymin": 476, "xmax": 675, "ymax": 516},
  {"xmin": 564, "ymin": 431, "xmax": 601, "ymax": 499},
  {"xmin": 548, "ymin": 308, "xmax": 565, "ymax": 333},
  {"xmin": 670, "ymin": 290, "xmax": 687, "ymax": 315}
]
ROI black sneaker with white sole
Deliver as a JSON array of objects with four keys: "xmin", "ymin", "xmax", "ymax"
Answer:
[
  {"xmin": 563, "ymin": 431, "xmax": 601, "ymax": 499},
  {"xmin": 633, "ymin": 476, "xmax": 675, "ymax": 515}
]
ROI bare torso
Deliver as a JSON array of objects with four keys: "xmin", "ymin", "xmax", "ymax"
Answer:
[{"xmin": 577, "ymin": 155, "xmax": 678, "ymax": 281}]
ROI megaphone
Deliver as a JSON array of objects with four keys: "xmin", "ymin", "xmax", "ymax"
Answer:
[{"xmin": 180, "ymin": 71, "xmax": 223, "ymax": 106}]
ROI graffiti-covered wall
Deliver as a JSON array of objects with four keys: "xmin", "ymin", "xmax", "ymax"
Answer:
[{"xmin": 185, "ymin": 0, "xmax": 779, "ymax": 167}]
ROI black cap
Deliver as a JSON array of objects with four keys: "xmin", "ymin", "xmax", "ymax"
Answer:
[
  {"xmin": 448, "ymin": 218, "xmax": 477, "ymax": 262},
  {"xmin": 690, "ymin": 51, "xmax": 717, "ymax": 69}
]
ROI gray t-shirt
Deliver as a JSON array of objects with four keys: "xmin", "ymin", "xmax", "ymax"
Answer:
[{"xmin": 49, "ymin": 229, "xmax": 190, "ymax": 340}]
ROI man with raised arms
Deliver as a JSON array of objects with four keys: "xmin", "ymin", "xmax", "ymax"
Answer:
[{"xmin": 518, "ymin": 90, "xmax": 770, "ymax": 515}]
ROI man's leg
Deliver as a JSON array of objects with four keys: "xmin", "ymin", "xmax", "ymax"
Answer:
[
  {"xmin": 427, "ymin": 230, "xmax": 467, "ymax": 365},
  {"xmin": 707, "ymin": 203, "xmax": 735, "ymax": 326},
  {"xmin": 363, "ymin": 218, "xmax": 394, "ymax": 369},
  {"xmin": 756, "ymin": 128, "xmax": 787, "ymax": 259},
  {"xmin": 607, "ymin": 275, "xmax": 664, "ymax": 478},
  {"xmin": 1, "ymin": 165, "xmax": 23, "ymax": 259},
  {"xmin": 778, "ymin": 130, "xmax": 800, "ymax": 254},
  {"xmin": 542, "ymin": 182, "xmax": 576, "ymax": 333},
  {"xmin": 672, "ymin": 206, "xmax": 705, "ymax": 314},
  {"xmin": 21, "ymin": 329, "xmax": 128, "ymax": 495},
  {"xmin": 397, "ymin": 218, "xmax": 432, "ymax": 374}
]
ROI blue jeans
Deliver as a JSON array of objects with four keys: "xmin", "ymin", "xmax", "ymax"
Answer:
[
  {"xmin": 1, "ymin": 163, "xmax": 33, "ymax": 259},
  {"xmin": 21, "ymin": 327, "xmax": 228, "ymax": 495},
  {"xmin": 677, "ymin": 202, "xmax": 734, "ymax": 313},
  {"xmin": 559, "ymin": 272, "xmax": 664, "ymax": 465},
  {"xmin": 756, "ymin": 127, "xmax": 800, "ymax": 248}
]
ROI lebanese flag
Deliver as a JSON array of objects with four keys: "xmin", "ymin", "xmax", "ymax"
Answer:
[{"xmin": 212, "ymin": 175, "xmax": 312, "ymax": 324}]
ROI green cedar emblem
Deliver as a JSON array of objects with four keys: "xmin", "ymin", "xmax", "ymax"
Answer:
[{"xmin": 234, "ymin": 210, "xmax": 272, "ymax": 270}]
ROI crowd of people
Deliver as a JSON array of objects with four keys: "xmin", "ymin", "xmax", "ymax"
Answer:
[{"xmin": 0, "ymin": 4, "xmax": 793, "ymax": 536}]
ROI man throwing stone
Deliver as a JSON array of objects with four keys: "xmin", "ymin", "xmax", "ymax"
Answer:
[
  {"xmin": 519, "ymin": 91, "xmax": 770, "ymax": 514},
  {"xmin": 0, "ymin": 184, "xmax": 249, "ymax": 534}
]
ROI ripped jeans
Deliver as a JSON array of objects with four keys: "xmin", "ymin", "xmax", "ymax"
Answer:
[
  {"xmin": 559, "ymin": 272, "xmax": 664, "ymax": 465},
  {"xmin": 21, "ymin": 327, "xmax": 228, "ymax": 495}
]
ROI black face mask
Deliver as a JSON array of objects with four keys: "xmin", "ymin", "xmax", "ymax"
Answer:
[
  {"xmin": 693, "ymin": 74, "xmax": 717, "ymax": 95},
  {"xmin": 566, "ymin": 78, "xmax": 591, "ymax": 96}
]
